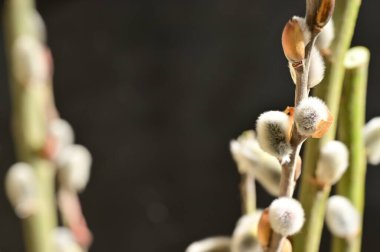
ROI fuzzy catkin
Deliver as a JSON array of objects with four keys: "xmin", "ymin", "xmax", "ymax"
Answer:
[
  {"xmin": 294, "ymin": 97, "xmax": 329, "ymax": 136},
  {"xmin": 256, "ymin": 111, "xmax": 292, "ymax": 160},
  {"xmin": 268, "ymin": 197, "xmax": 305, "ymax": 236},
  {"xmin": 316, "ymin": 19, "xmax": 335, "ymax": 51},
  {"xmin": 186, "ymin": 237, "xmax": 231, "ymax": 252},
  {"xmin": 316, "ymin": 140, "xmax": 349, "ymax": 185},
  {"xmin": 231, "ymin": 211, "xmax": 263, "ymax": 252},
  {"xmin": 5, "ymin": 162, "xmax": 38, "ymax": 218},
  {"xmin": 57, "ymin": 144, "xmax": 92, "ymax": 192},
  {"xmin": 326, "ymin": 196, "xmax": 360, "ymax": 238},
  {"xmin": 230, "ymin": 130, "xmax": 281, "ymax": 196},
  {"xmin": 364, "ymin": 117, "xmax": 380, "ymax": 165}
]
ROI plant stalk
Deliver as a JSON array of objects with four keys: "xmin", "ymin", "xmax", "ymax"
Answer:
[
  {"xmin": 4, "ymin": 0, "xmax": 57, "ymax": 252},
  {"xmin": 293, "ymin": 0, "xmax": 362, "ymax": 251},
  {"xmin": 331, "ymin": 46, "xmax": 369, "ymax": 252}
]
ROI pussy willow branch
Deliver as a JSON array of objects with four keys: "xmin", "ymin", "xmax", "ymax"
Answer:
[
  {"xmin": 267, "ymin": 35, "xmax": 318, "ymax": 252},
  {"xmin": 293, "ymin": 0, "xmax": 362, "ymax": 251},
  {"xmin": 332, "ymin": 46, "xmax": 369, "ymax": 252},
  {"xmin": 4, "ymin": 0, "xmax": 57, "ymax": 251}
]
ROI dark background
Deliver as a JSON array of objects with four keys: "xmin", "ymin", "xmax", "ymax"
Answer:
[{"xmin": 0, "ymin": 0, "xmax": 379, "ymax": 251}]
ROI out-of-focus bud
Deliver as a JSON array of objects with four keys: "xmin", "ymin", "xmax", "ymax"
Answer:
[
  {"xmin": 258, "ymin": 208, "xmax": 271, "ymax": 249},
  {"xmin": 268, "ymin": 197, "xmax": 305, "ymax": 236},
  {"xmin": 57, "ymin": 145, "xmax": 92, "ymax": 192},
  {"xmin": 364, "ymin": 117, "xmax": 380, "ymax": 165},
  {"xmin": 282, "ymin": 16, "xmax": 311, "ymax": 63},
  {"xmin": 315, "ymin": 19, "xmax": 335, "ymax": 51},
  {"xmin": 12, "ymin": 35, "xmax": 49, "ymax": 85},
  {"xmin": 48, "ymin": 118, "xmax": 75, "ymax": 160},
  {"xmin": 306, "ymin": 0, "xmax": 335, "ymax": 31},
  {"xmin": 316, "ymin": 141, "xmax": 349, "ymax": 185},
  {"xmin": 294, "ymin": 97, "xmax": 332, "ymax": 137},
  {"xmin": 282, "ymin": 239, "xmax": 292, "ymax": 252},
  {"xmin": 28, "ymin": 10, "xmax": 47, "ymax": 43},
  {"xmin": 52, "ymin": 227, "xmax": 83, "ymax": 252},
  {"xmin": 325, "ymin": 195, "xmax": 360, "ymax": 239},
  {"xmin": 256, "ymin": 111, "xmax": 292, "ymax": 161},
  {"xmin": 308, "ymin": 49, "xmax": 325, "ymax": 87},
  {"xmin": 5, "ymin": 163, "xmax": 38, "ymax": 218},
  {"xmin": 231, "ymin": 210, "xmax": 263, "ymax": 252},
  {"xmin": 289, "ymin": 48, "xmax": 325, "ymax": 88},
  {"xmin": 185, "ymin": 236, "xmax": 231, "ymax": 252},
  {"xmin": 230, "ymin": 131, "xmax": 281, "ymax": 196}
]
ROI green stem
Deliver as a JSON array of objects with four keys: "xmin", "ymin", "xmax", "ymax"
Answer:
[
  {"xmin": 293, "ymin": 0, "xmax": 362, "ymax": 251},
  {"xmin": 4, "ymin": 1, "xmax": 57, "ymax": 252},
  {"xmin": 332, "ymin": 46, "xmax": 369, "ymax": 252},
  {"xmin": 240, "ymin": 174, "xmax": 256, "ymax": 214}
]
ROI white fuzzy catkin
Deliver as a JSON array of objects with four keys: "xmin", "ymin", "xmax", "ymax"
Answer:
[
  {"xmin": 186, "ymin": 236, "xmax": 231, "ymax": 252},
  {"xmin": 316, "ymin": 141, "xmax": 349, "ymax": 185},
  {"xmin": 290, "ymin": 49, "xmax": 325, "ymax": 88},
  {"xmin": 57, "ymin": 144, "xmax": 92, "ymax": 192},
  {"xmin": 230, "ymin": 131, "xmax": 281, "ymax": 196},
  {"xmin": 364, "ymin": 117, "xmax": 380, "ymax": 165},
  {"xmin": 316, "ymin": 19, "xmax": 335, "ymax": 51},
  {"xmin": 5, "ymin": 163, "xmax": 38, "ymax": 218},
  {"xmin": 326, "ymin": 196, "xmax": 360, "ymax": 239},
  {"xmin": 268, "ymin": 197, "xmax": 305, "ymax": 236},
  {"xmin": 308, "ymin": 48, "xmax": 325, "ymax": 88},
  {"xmin": 256, "ymin": 111, "xmax": 292, "ymax": 160},
  {"xmin": 294, "ymin": 97, "xmax": 329, "ymax": 136},
  {"xmin": 231, "ymin": 211, "xmax": 263, "ymax": 252},
  {"xmin": 12, "ymin": 35, "xmax": 49, "ymax": 85},
  {"xmin": 49, "ymin": 118, "xmax": 75, "ymax": 159},
  {"xmin": 52, "ymin": 227, "xmax": 83, "ymax": 252}
]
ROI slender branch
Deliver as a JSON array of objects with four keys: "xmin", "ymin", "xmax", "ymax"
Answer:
[
  {"xmin": 332, "ymin": 46, "xmax": 369, "ymax": 252},
  {"xmin": 266, "ymin": 35, "xmax": 317, "ymax": 252},
  {"xmin": 4, "ymin": 0, "xmax": 57, "ymax": 251},
  {"xmin": 240, "ymin": 173, "xmax": 256, "ymax": 214},
  {"xmin": 293, "ymin": 0, "xmax": 363, "ymax": 251}
]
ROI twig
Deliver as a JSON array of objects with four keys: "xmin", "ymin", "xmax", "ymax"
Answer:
[
  {"xmin": 266, "ymin": 35, "xmax": 318, "ymax": 252},
  {"xmin": 293, "ymin": 0, "xmax": 363, "ymax": 251},
  {"xmin": 3, "ymin": 0, "xmax": 57, "ymax": 251},
  {"xmin": 332, "ymin": 46, "xmax": 369, "ymax": 252}
]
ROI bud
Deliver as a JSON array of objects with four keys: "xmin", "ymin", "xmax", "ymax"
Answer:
[
  {"xmin": 57, "ymin": 144, "xmax": 92, "ymax": 192},
  {"xmin": 308, "ymin": 48, "xmax": 325, "ymax": 88},
  {"xmin": 5, "ymin": 163, "xmax": 38, "ymax": 218},
  {"xmin": 316, "ymin": 141, "xmax": 349, "ymax": 185},
  {"xmin": 306, "ymin": 0, "xmax": 335, "ymax": 31},
  {"xmin": 282, "ymin": 16, "xmax": 311, "ymax": 63},
  {"xmin": 186, "ymin": 237, "xmax": 231, "ymax": 252},
  {"xmin": 294, "ymin": 97, "xmax": 331, "ymax": 137},
  {"xmin": 288, "ymin": 48, "xmax": 325, "ymax": 88},
  {"xmin": 52, "ymin": 227, "xmax": 83, "ymax": 252},
  {"xmin": 256, "ymin": 111, "xmax": 292, "ymax": 160},
  {"xmin": 282, "ymin": 239, "xmax": 292, "ymax": 252},
  {"xmin": 232, "ymin": 211, "xmax": 263, "ymax": 252},
  {"xmin": 230, "ymin": 130, "xmax": 281, "ymax": 196},
  {"xmin": 326, "ymin": 196, "xmax": 360, "ymax": 239},
  {"xmin": 12, "ymin": 35, "xmax": 49, "ymax": 85},
  {"xmin": 258, "ymin": 209, "xmax": 271, "ymax": 248},
  {"xmin": 49, "ymin": 118, "xmax": 75, "ymax": 159},
  {"xmin": 364, "ymin": 117, "xmax": 380, "ymax": 165},
  {"xmin": 315, "ymin": 19, "xmax": 335, "ymax": 51},
  {"xmin": 268, "ymin": 197, "xmax": 305, "ymax": 236}
]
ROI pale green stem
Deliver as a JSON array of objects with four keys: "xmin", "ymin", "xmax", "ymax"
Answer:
[
  {"xmin": 293, "ymin": 0, "xmax": 362, "ymax": 251},
  {"xmin": 4, "ymin": 0, "xmax": 57, "ymax": 252},
  {"xmin": 332, "ymin": 46, "xmax": 369, "ymax": 252},
  {"xmin": 241, "ymin": 174, "xmax": 256, "ymax": 215}
]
